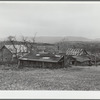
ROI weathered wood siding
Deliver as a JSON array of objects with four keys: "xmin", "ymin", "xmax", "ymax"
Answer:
[
  {"xmin": 19, "ymin": 60, "xmax": 64, "ymax": 69},
  {"xmin": 0, "ymin": 46, "xmax": 13, "ymax": 62}
]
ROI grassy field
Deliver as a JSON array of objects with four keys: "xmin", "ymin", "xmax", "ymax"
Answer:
[{"xmin": 0, "ymin": 65, "xmax": 100, "ymax": 90}]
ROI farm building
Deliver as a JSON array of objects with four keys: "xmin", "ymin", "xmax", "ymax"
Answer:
[
  {"xmin": 0, "ymin": 45, "xmax": 13, "ymax": 63},
  {"xmin": 66, "ymin": 55, "xmax": 91, "ymax": 66},
  {"xmin": 18, "ymin": 52, "xmax": 64, "ymax": 68},
  {"xmin": 65, "ymin": 48, "xmax": 91, "ymax": 66},
  {"xmin": 0, "ymin": 45, "xmax": 28, "ymax": 63}
]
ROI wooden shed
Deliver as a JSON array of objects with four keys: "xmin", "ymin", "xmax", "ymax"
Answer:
[
  {"xmin": 18, "ymin": 52, "xmax": 64, "ymax": 69},
  {"xmin": 65, "ymin": 48, "xmax": 91, "ymax": 66},
  {"xmin": 66, "ymin": 55, "xmax": 91, "ymax": 66}
]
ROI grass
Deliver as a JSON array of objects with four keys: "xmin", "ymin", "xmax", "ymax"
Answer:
[{"xmin": 0, "ymin": 65, "xmax": 100, "ymax": 90}]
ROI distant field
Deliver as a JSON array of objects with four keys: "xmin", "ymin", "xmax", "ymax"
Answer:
[{"xmin": 0, "ymin": 65, "xmax": 100, "ymax": 90}]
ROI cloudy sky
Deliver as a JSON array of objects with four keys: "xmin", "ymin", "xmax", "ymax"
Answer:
[{"xmin": 0, "ymin": 1, "xmax": 100, "ymax": 39}]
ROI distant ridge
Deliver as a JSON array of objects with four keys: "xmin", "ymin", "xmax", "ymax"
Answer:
[
  {"xmin": 94, "ymin": 38, "xmax": 100, "ymax": 41},
  {"xmin": 34, "ymin": 36, "xmax": 92, "ymax": 43},
  {"xmin": 1, "ymin": 36, "xmax": 100, "ymax": 43}
]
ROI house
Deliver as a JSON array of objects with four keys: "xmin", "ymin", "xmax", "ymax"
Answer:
[
  {"xmin": 65, "ymin": 48, "xmax": 91, "ymax": 66},
  {"xmin": 0, "ymin": 45, "xmax": 28, "ymax": 63},
  {"xmin": 18, "ymin": 52, "xmax": 64, "ymax": 69}
]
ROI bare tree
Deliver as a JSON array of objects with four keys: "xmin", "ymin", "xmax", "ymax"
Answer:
[
  {"xmin": 21, "ymin": 36, "xmax": 29, "ymax": 52},
  {"xmin": 7, "ymin": 36, "xmax": 18, "ymax": 62},
  {"xmin": 21, "ymin": 33, "xmax": 37, "ymax": 53},
  {"xmin": 28, "ymin": 33, "xmax": 37, "ymax": 53}
]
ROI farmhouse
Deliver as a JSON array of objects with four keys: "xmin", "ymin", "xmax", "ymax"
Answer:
[
  {"xmin": 18, "ymin": 52, "xmax": 64, "ymax": 68},
  {"xmin": 0, "ymin": 45, "xmax": 28, "ymax": 63},
  {"xmin": 65, "ymin": 48, "xmax": 91, "ymax": 66}
]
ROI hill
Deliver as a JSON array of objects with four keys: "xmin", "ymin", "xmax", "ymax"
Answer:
[{"xmin": 34, "ymin": 36, "xmax": 91, "ymax": 43}]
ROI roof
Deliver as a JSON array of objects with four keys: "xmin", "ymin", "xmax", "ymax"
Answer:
[
  {"xmin": 66, "ymin": 48, "xmax": 87, "ymax": 56},
  {"xmin": 19, "ymin": 52, "xmax": 64, "ymax": 63},
  {"xmin": 4, "ymin": 45, "xmax": 27, "ymax": 54},
  {"xmin": 72, "ymin": 55, "xmax": 90, "ymax": 62}
]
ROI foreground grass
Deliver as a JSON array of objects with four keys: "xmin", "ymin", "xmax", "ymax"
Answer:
[{"xmin": 0, "ymin": 65, "xmax": 100, "ymax": 90}]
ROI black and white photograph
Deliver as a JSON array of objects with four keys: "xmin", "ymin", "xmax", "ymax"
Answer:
[{"xmin": 0, "ymin": 1, "xmax": 100, "ymax": 93}]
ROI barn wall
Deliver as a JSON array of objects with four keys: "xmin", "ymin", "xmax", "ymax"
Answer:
[
  {"xmin": 19, "ymin": 60, "xmax": 64, "ymax": 68},
  {"xmin": 65, "ymin": 56, "xmax": 91, "ymax": 66},
  {"xmin": 75, "ymin": 61, "xmax": 91, "ymax": 66},
  {"xmin": 0, "ymin": 47, "xmax": 13, "ymax": 63}
]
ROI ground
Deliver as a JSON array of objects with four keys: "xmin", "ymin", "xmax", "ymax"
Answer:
[{"xmin": 0, "ymin": 65, "xmax": 100, "ymax": 90}]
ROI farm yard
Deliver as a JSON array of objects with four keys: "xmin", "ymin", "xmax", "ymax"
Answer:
[
  {"xmin": 1, "ymin": 1, "xmax": 100, "ymax": 94},
  {"xmin": 0, "ymin": 40, "xmax": 100, "ymax": 91},
  {"xmin": 0, "ymin": 65, "xmax": 100, "ymax": 90}
]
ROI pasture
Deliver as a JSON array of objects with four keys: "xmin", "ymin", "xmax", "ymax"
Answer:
[{"xmin": 0, "ymin": 65, "xmax": 100, "ymax": 90}]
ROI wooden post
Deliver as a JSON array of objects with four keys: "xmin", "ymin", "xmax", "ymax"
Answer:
[
  {"xmin": 2, "ymin": 49, "xmax": 3, "ymax": 62},
  {"xmin": 17, "ymin": 60, "xmax": 20, "ymax": 68},
  {"xmin": 63, "ymin": 56, "xmax": 65, "ymax": 68},
  {"xmin": 95, "ymin": 54, "xmax": 97, "ymax": 67}
]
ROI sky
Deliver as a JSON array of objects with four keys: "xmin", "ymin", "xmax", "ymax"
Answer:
[{"xmin": 0, "ymin": 1, "xmax": 100, "ymax": 39}]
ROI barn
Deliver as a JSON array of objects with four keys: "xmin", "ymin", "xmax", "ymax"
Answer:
[
  {"xmin": 0, "ymin": 45, "xmax": 13, "ymax": 63},
  {"xmin": 18, "ymin": 52, "xmax": 64, "ymax": 69},
  {"xmin": 65, "ymin": 48, "xmax": 91, "ymax": 66},
  {"xmin": 0, "ymin": 45, "xmax": 28, "ymax": 63},
  {"xmin": 66, "ymin": 55, "xmax": 91, "ymax": 66}
]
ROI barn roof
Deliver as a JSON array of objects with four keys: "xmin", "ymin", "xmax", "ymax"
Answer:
[
  {"xmin": 4, "ymin": 45, "xmax": 27, "ymax": 54},
  {"xmin": 66, "ymin": 48, "xmax": 87, "ymax": 56},
  {"xmin": 19, "ymin": 52, "xmax": 64, "ymax": 63}
]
